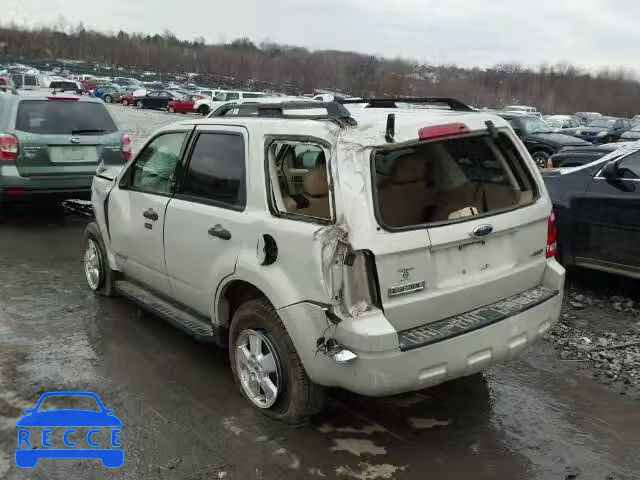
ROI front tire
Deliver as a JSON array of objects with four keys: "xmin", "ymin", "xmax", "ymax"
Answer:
[
  {"xmin": 135, "ymin": 100, "xmax": 144, "ymax": 109},
  {"xmin": 83, "ymin": 222, "xmax": 116, "ymax": 297},
  {"xmin": 168, "ymin": 106, "xmax": 175, "ymax": 113},
  {"xmin": 104, "ymin": 94, "xmax": 113, "ymax": 103},
  {"xmin": 121, "ymin": 99, "xmax": 129, "ymax": 106},
  {"xmin": 198, "ymin": 105, "xmax": 210, "ymax": 116},
  {"xmin": 531, "ymin": 150, "xmax": 551, "ymax": 169},
  {"xmin": 229, "ymin": 298, "xmax": 324, "ymax": 424}
]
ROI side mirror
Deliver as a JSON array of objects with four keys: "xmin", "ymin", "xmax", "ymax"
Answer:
[{"xmin": 602, "ymin": 160, "xmax": 618, "ymax": 180}]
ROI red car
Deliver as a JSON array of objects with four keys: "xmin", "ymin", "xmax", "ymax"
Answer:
[
  {"xmin": 167, "ymin": 94, "xmax": 206, "ymax": 114},
  {"xmin": 119, "ymin": 93, "xmax": 136, "ymax": 106}
]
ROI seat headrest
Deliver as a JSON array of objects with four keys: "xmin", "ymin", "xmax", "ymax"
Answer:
[
  {"xmin": 393, "ymin": 154, "xmax": 427, "ymax": 184},
  {"xmin": 304, "ymin": 167, "xmax": 329, "ymax": 197}
]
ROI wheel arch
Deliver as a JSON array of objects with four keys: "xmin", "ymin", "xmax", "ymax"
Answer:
[{"xmin": 215, "ymin": 279, "xmax": 274, "ymax": 329}]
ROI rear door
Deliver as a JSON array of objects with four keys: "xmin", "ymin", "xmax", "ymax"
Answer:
[
  {"xmin": 164, "ymin": 126, "xmax": 247, "ymax": 315},
  {"xmin": 108, "ymin": 130, "xmax": 190, "ymax": 293},
  {"xmin": 12, "ymin": 98, "xmax": 123, "ymax": 177},
  {"xmin": 573, "ymin": 151, "xmax": 640, "ymax": 272},
  {"xmin": 369, "ymin": 129, "xmax": 550, "ymax": 331}
]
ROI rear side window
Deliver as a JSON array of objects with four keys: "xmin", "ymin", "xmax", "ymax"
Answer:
[
  {"xmin": 15, "ymin": 100, "xmax": 118, "ymax": 135},
  {"xmin": 243, "ymin": 92, "xmax": 265, "ymax": 98},
  {"xmin": 374, "ymin": 133, "xmax": 537, "ymax": 229},
  {"xmin": 180, "ymin": 133, "xmax": 246, "ymax": 209}
]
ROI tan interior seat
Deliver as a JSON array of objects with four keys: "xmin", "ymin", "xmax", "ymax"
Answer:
[
  {"xmin": 295, "ymin": 163, "xmax": 331, "ymax": 219},
  {"xmin": 378, "ymin": 154, "xmax": 437, "ymax": 227}
]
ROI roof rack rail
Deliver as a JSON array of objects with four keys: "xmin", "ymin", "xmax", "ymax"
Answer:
[
  {"xmin": 210, "ymin": 101, "xmax": 358, "ymax": 127},
  {"xmin": 338, "ymin": 97, "xmax": 473, "ymax": 112}
]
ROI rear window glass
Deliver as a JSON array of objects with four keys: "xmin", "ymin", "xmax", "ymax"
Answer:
[
  {"xmin": 374, "ymin": 133, "xmax": 537, "ymax": 229},
  {"xmin": 15, "ymin": 100, "xmax": 118, "ymax": 135}
]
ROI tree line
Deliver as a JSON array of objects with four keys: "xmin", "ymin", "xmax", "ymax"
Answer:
[{"xmin": 1, "ymin": 22, "xmax": 640, "ymax": 116}]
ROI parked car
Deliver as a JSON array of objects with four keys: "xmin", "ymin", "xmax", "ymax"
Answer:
[
  {"xmin": 193, "ymin": 91, "xmax": 267, "ymax": 115},
  {"xmin": 504, "ymin": 105, "xmax": 538, "ymax": 114},
  {"xmin": 134, "ymin": 90, "xmax": 183, "ymax": 110},
  {"xmin": 544, "ymin": 115, "xmax": 582, "ymax": 135},
  {"xmin": 574, "ymin": 117, "xmax": 632, "ymax": 143},
  {"xmin": 85, "ymin": 98, "xmax": 564, "ymax": 423},
  {"xmin": 575, "ymin": 112, "xmax": 602, "ymax": 126},
  {"xmin": 497, "ymin": 113, "xmax": 590, "ymax": 168},
  {"xmin": 92, "ymin": 85, "xmax": 124, "ymax": 104},
  {"xmin": 11, "ymin": 73, "xmax": 49, "ymax": 90},
  {"xmin": 119, "ymin": 89, "xmax": 147, "ymax": 106},
  {"xmin": 113, "ymin": 77, "xmax": 142, "ymax": 88},
  {"xmin": 195, "ymin": 89, "xmax": 219, "ymax": 98},
  {"xmin": 0, "ymin": 91, "xmax": 130, "ymax": 217},
  {"xmin": 167, "ymin": 94, "xmax": 206, "ymax": 114},
  {"xmin": 549, "ymin": 142, "xmax": 627, "ymax": 168},
  {"xmin": 619, "ymin": 124, "xmax": 640, "ymax": 142},
  {"xmin": 544, "ymin": 144, "xmax": 640, "ymax": 279},
  {"xmin": 49, "ymin": 80, "xmax": 84, "ymax": 95}
]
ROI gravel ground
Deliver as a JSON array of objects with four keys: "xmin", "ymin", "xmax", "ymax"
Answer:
[{"xmin": 546, "ymin": 270, "xmax": 640, "ymax": 399}]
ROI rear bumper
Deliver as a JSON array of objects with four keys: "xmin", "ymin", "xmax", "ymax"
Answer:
[
  {"xmin": 0, "ymin": 166, "xmax": 92, "ymax": 203},
  {"xmin": 279, "ymin": 260, "xmax": 565, "ymax": 397},
  {"xmin": 0, "ymin": 188, "xmax": 91, "ymax": 203}
]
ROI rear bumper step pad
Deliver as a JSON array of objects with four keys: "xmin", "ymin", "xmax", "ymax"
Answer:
[{"xmin": 398, "ymin": 285, "xmax": 559, "ymax": 351}]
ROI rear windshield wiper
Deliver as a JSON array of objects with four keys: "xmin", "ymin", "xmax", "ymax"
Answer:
[{"xmin": 71, "ymin": 129, "xmax": 106, "ymax": 135}]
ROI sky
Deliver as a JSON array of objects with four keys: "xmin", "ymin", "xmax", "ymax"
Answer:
[{"xmin": 3, "ymin": 0, "xmax": 639, "ymax": 72}]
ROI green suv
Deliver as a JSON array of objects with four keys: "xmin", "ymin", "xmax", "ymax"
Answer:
[{"xmin": 0, "ymin": 91, "xmax": 130, "ymax": 215}]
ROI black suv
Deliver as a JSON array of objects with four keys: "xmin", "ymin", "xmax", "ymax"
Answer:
[
  {"xmin": 498, "ymin": 113, "xmax": 590, "ymax": 169},
  {"xmin": 574, "ymin": 117, "xmax": 632, "ymax": 144}
]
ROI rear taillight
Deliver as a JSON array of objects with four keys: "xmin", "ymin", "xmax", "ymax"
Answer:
[
  {"xmin": 122, "ymin": 135, "xmax": 132, "ymax": 161},
  {"xmin": 546, "ymin": 211, "xmax": 558, "ymax": 259},
  {"xmin": 0, "ymin": 134, "xmax": 18, "ymax": 161}
]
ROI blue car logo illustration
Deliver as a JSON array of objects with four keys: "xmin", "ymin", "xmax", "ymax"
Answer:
[{"xmin": 16, "ymin": 391, "xmax": 123, "ymax": 468}]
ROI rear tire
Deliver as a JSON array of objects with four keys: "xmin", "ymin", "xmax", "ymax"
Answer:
[
  {"xmin": 104, "ymin": 95, "xmax": 113, "ymax": 103},
  {"xmin": 198, "ymin": 105, "xmax": 210, "ymax": 116},
  {"xmin": 136, "ymin": 100, "xmax": 144, "ymax": 109},
  {"xmin": 121, "ymin": 99, "xmax": 129, "ymax": 106},
  {"xmin": 531, "ymin": 150, "xmax": 551, "ymax": 169},
  {"xmin": 229, "ymin": 298, "xmax": 324, "ymax": 424},
  {"xmin": 82, "ymin": 222, "xmax": 116, "ymax": 297},
  {"xmin": 168, "ymin": 106, "xmax": 175, "ymax": 113}
]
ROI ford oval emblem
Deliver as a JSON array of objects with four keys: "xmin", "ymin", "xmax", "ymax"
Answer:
[
  {"xmin": 70, "ymin": 137, "xmax": 80, "ymax": 144},
  {"xmin": 472, "ymin": 224, "xmax": 494, "ymax": 238}
]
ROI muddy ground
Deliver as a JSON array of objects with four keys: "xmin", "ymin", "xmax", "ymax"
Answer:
[{"xmin": 0, "ymin": 106, "xmax": 638, "ymax": 480}]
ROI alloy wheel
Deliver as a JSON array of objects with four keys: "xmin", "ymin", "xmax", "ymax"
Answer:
[
  {"xmin": 84, "ymin": 239, "xmax": 102, "ymax": 291},
  {"xmin": 235, "ymin": 329, "xmax": 281, "ymax": 409}
]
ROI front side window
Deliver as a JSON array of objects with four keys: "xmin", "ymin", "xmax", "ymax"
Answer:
[
  {"xmin": 180, "ymin": 133, "xmax": 246, "ymax": 209},
  {"xmin": 226, "ymin": 92, "xmax": 240, "ymax": 100},
  {"xmin": 131, "ymin": 132, "xmax": 187, "ymax": 195},
  {"xmin": 268, "ymin": 141, "xmax": 332, "ymax": 222},
  {"xmin": 374, "ymin": 133, "xmax": 536, "ymax": 229}
]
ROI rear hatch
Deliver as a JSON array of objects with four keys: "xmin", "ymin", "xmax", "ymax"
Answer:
[
  {"xmin": 12, "ymin": 98, "xmax": 124, "ymax": 177},
  {"xmin": 369, "ymin": 123, "xmax": 551, "ymax": 331}
]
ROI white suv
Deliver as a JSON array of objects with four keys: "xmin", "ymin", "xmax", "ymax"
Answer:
[
  {"xmin": 193, "ymin": 90, "xmax": 267, "ymax": 115},
  {"xmin": 84, "ymin": 98, "xmax": 565, "ymax": 423}
]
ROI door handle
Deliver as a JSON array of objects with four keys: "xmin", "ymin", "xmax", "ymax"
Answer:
[
  {"xmin": 208, "ymin": 224, "xmax": 231, "ymax": 240},
  {"xmin": 143, "ymin": 208, "xmax": 159, "ymax": 221}
]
